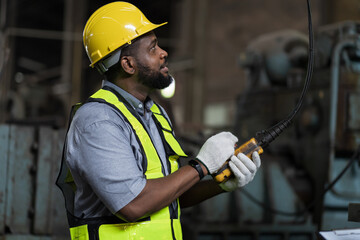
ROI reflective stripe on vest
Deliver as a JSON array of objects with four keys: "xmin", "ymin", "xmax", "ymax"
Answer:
[
  {"xmin": 150, "ymin": 103, "xmax": 187, "ymax": 173},
  {"xmin": 67, "ymin": 88, "xmax": 187, "ymax": 240}
]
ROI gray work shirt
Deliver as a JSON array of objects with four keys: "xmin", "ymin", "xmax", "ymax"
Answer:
[{"xmin": 65, "ymin": 80, "xmax": 173, "ymax": 218}]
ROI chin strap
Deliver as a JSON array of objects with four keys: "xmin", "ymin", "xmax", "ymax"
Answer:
[{"xmin": 95, "ymin": 48, "xmax": 122, "ymax": 74}]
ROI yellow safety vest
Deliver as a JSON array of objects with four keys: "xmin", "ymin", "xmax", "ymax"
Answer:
[{"xmin": 56, "ymin": 86, "xmax": 187, "ymax": 240}]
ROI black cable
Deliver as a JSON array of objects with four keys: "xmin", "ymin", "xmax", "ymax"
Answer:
[
  {"xmin": 237, "ymin": 0, "xmax": 360, "ymax": 218},
  {"xmin": 240, "ymin": 145, "xmax": 360, "ymax": 217},
  {"xmin": 255, "ymin": 0, "xmax": 314, "ymax": 148}
]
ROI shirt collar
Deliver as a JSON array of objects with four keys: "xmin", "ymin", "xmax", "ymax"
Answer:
[{"xmin": 102, "ymin": 80, "xmax": 154, "ymax": 115}]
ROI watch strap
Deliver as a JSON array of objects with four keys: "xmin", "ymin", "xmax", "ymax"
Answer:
[{"xmin": 188, "ymin": 159, "xmax": 205, "ymax": 180}]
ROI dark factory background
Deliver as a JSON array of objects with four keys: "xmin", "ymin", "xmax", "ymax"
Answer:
[{"xmin": 1, "ymin": 0, "xmax": 360, "ymax": 239}]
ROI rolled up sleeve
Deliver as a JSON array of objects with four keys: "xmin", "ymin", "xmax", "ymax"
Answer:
[{"xmin": 67, "ymin": 103, "xmax": 147, "ymax": 215}]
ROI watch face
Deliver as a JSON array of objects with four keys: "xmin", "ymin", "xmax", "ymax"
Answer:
[{"xmin": 189, "ymin": 160, "xmax": 199, "ymax": 167}]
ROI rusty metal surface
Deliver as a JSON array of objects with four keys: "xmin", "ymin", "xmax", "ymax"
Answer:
[
  {"xmin": 34, "ymin": 127, "xmax": 63, "ymax": 234},
  {"xmin": 6, "ymin": 125, "xmax": 35, "ymax": 234},
  {"xmin": 0, "ymin": 124, "xmax": 68, "ymax": 238},
  {"xmin": 49, "ymin": 128, "xmax": 68, "ymax": 238},
  {"xmin": 0, "ymin": 125, "xmax": 9, "ymax": 235}
]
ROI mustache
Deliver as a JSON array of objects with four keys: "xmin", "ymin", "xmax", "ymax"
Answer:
[{"xmin": 160, "ymin": 57, "xmax": 168, "ymax": 69}]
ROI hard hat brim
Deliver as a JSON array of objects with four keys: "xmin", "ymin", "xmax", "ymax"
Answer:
[{"xmin": 89, "ymin": 22, "xmax": 168, "ymax": 68}]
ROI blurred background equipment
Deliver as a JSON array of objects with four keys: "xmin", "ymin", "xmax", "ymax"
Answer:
[
  {"xmin": 230, "ymin": 19, "xmax": 360, "ymax": 238},
  {"xmin": 1, "ymin": 0, "xmax": 360, "ymax": 239},
  {"xmin": 213, "ymin": 0, "xmax": 315, "ymax": 184}
]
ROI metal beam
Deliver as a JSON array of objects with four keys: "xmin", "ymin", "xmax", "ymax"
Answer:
[
  {"xmin": 4, "ymin": 27, "xmax": 82, "ymax": 41},
  {"xmin": 0, "ymin": 0, "xmax": 17, "ymax": 124},
  {"xmin": 192, "ymin": 0, "xmax": 208, "ymax": 125},
  {"xmin": 61, "ymin": 0, "xmax": 86, "ymax": 115}
]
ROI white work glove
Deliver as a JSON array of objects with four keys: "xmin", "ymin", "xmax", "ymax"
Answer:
[
  {"xmin": 219, "ymin": 151, "xmax": 261, "ymax": 192},
  {"xmin": 196, "ymin": 132, "xmax": 238, "ymax": 174}
]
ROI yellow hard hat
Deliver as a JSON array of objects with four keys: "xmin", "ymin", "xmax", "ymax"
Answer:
[{"xmin": 83, "ymin": 1, "xmax": 167, "ymax": 73}]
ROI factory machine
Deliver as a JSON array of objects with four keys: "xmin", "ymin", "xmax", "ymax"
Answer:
[
  {"xmin": 181, "ymin": 21, "xmax": 360, "ymax": 240},
  {"xmin": 238, "ymin": 20, "xmax": 360, "ymax": 236}
]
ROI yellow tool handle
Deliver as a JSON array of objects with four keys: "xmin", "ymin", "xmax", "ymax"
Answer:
[{"xmin": 213, "ymin": 137, "xmax": 264, "ymax": 183}]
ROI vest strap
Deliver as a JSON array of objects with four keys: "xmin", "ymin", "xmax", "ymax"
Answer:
[{"xmin": 151, "ymin": 103, "xmax": 187, "ymax": 158}]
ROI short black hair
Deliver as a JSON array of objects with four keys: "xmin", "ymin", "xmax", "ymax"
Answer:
[
  {"xmin": 104, "ymin": 37, "xmax": 142, "ymax": 82},
  {"xmin": 104, "ymin": 33, "xmax": 150, "ymax": 82}
]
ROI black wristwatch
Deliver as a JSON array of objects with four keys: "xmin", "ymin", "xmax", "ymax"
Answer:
[{"xmin": 188, "ymin": 159, "xmax": 205, "ymax": 180}]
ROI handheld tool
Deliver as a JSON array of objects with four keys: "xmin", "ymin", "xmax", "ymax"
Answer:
[{"xmin": 213, "ymin": 0, "xmax": 314, "ymax": 183}]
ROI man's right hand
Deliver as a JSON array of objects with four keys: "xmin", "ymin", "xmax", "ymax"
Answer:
[{"xmin": 196, "ymin": 132, "xmax": 238, "ymax": 174}]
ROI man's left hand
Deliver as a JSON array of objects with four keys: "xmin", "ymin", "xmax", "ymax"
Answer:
[{"xmin": 219, "ymin": 151, "xmax": 261, "ymax": 192}]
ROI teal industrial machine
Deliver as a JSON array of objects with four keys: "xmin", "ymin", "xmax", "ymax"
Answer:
[{"xmin": 231, "ymin": 20, "xmax": 360, "ymax": 235}]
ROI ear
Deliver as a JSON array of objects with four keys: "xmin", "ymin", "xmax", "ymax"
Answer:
[{"xmin": 120, "ymin": 56, "xmax": 136, "ymax": 75}]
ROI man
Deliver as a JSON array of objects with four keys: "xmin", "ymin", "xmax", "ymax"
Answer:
[{"xmin": 56, "ymin": 2, "xmax": 261, "ymax": 240}]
